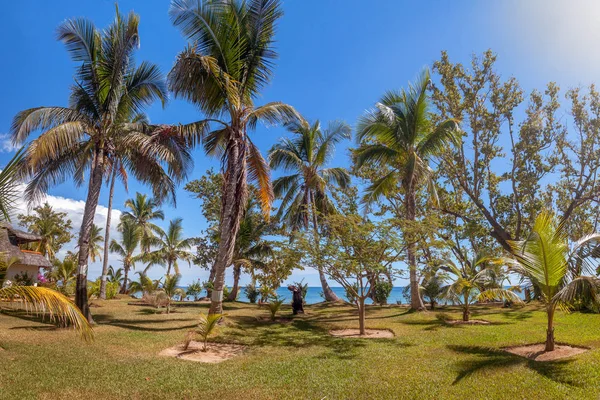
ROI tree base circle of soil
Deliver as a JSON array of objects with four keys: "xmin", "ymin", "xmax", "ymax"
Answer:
[
  {"xmin": 504, "ymin": 343, "xmax": 589, "ymax": 362},
  {"xmin": 446, "ymin": 319, "xmax": 490, "ymax": 325},
  {"xmin": 159, "ymin": 341, "xmax": 245, "ymax": 363},
  {"xmin": 329, "ymin": 329, "xmax": 394, "ymax": 338}
]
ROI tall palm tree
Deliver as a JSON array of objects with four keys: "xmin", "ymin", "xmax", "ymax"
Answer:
[
  {"xmin": 269, "ymin": 119, "xmax": 351, "ymax": 301},
  {"xmin": 121, "ymin": 192, "xmax": 164, "ymax": 251},
  {"xmin": 145, "ymin": 218, "xmax": 194, "ymax": 276},
  {"xmin": 10, "ymin": 8, "xmax": 191, "ymax": 321},
  {"xmin": 506, "ymin": 211, "xmax": 600, "ymax": 351},
  {"xmin": 353, "ymin": 70, "xmax": 459, "ymax": 310},
  {"xmin": 168, "ymin": 0, "xmax": 301, "ymax": 314},
  {"xmin": 110, "ymin": 218, "xmax": 142, "ymax": 294},
  {"xmin": 87, "ymin": 224, "xmax": 104, "ymax": 263},
  {"xmin": 440, "ymin": 253, "xmax": 522, "ymax": 321}
]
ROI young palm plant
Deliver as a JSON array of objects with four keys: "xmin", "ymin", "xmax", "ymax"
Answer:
[
  {"xmin": 506, "ymin": 211, "xmax": 600, "ymax": 351},
  {"xmin": 144, "ymin": 218, "xmax": 194, "ymax": 276},
  {"xmin": 184, "ymin": 313, "xmax": 222, "ymax": 351},
  {"xmin": 168, "ymin": 0, "xmax": 301, "ymax": 314},
  {"xmin": 440, "ymin": 253, "xmax": 522, "ymax": 322},
  {"xmin": 161, "ymin": 274, "xmax": 186, "ymax": 314},
  {"xmin": 268, "ymin": 119, "xmax": 351, "ymax": 302},
  {"xmin": 353, "ymin": 70, "xmax": 459, "ymax": 310},
  {"xmin": 267, "ymin": 298, "xmax": 285, "ymax": 321},
  {"xmin": 11, "ymin": 7, "xmax": 191, "ymax": 322},
  {"xmin": 110, "ymin": 218, "xmax": 143, "ymax": 294}
]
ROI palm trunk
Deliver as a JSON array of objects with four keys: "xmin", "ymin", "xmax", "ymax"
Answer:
[
  {"xmin": 407, "ymin": 185, "xmax": 425, "ymax": 311},
  {"xmin": 100, "ymin": 167, "xmax": 117, "ymax": 299},
  {"xmin": 430, "ymin": 300, "xmax": 435, "ymax": 311},
  {"xmin": 120, "ymin": 264, "xmax": 129, "ymax": 294},
  {"xmin": 545, "ymin": 305, "xmax": 555, "ymax": 351},
  {"xmin": 209, "ymin": 137, "xmax": 247, "ymax": 315},
  {"xmin": 227, "ymin": 264, "xmax": 241, "ymax": 301},
  {"xmin": 206, "ymin": 264, "xmax": 216, "ymax": 299},
  {"xmin": 358, "ymin": 297, "xmax": 366, "ymax": 335},
  {"xmin": 463, "ymin": 293, "xmax": 470, "ymax": 322},
  {"xmin": 310, "ymin": 191, "xmax": 339, "ymax": 302},
  {"xmin": 75, "ymin": 147, "xmax": 105, "ymax": 323},
  {"xmin": 166, "ymin": 261, "xmax": 172, "ymax": 276}
]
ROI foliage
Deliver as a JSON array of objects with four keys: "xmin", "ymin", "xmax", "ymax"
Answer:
[
  {"xmin": 267, "ymin": 298, "xmax": 285, "ymax": 321},
  {"xmin": 51, "ymin": 256, "xmax": 78, "ymax": 295},
  {"xmin": 87, "ymin": 224, "xmax": 104, "ymax": 263},
  {"xmin": 18, "ymin": 203, "xmax": 73, "ymax": 260},
  {"xmin": 13, "ymin": 272, "xmax": 34, "ymax": 286},
  {"xmin": 110, "ymin": 217, "xmax": 143, "ymax": 293},
  {"xmin": 244, "ymin": 284, "xmax": 259, "ymax": 304},
  {"xmin": 292, "ymin": 279, "xmax": 309, "ymax": 302},
  {"xmin": 421, "ymin": 273, "xmax": 445, "ymax": 310},
  {"xmin": 107, "ymin": 266, "xmax": 124, "ymax": 285},
  {"xmin": 144, "ymin": 218, "xmax": 194, "ymax": 276},
  {"xmin": 372, "ymin": 281, "xmax": 393, "ymax": 305},
  {"xmin": 88, "ymin": 278, "xmax": 119, "ymax": 300},
  {"xmin": 161, "ymin": 274, "xmax": 186, "ymax": 314},
  {"xmin": 184, "ymin": 313, "xmax": 222, "ymax": 352},
  {"xmin": 0, "ymin": 148, "xmax": 26, "ymax": 221},
  {"xmin": 186, "ymin": 280, "xmax": 203, "ymax": 301},
  {"xmin": 121, "ymin": 193, "xmax": 164, "ymax": 252}
]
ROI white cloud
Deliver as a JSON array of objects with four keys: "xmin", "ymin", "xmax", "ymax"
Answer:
[{"xmin": 0, "ymin": 134, "xmax": 19, "ymax": 153}]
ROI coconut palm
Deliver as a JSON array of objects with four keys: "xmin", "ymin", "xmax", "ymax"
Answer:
[
  {"xmin": 506, "ymin": 211, "xmax": 600, "ymax": 351},
  {"xmin": 52, "ymin": 256, "xmax": 78, "ymax": 295},
  {"xmin": 10, "ymin": 8, "xmax": 192, "ymax": 321},
  {"xmin": 161, "ymin": 274, "xmax": 186, "ymax": 314},
  {"xmin": 353, "ymin": 70, "xmax": 459, "ymax": 310},
  {"xmin": 17, "ymin": 203, "xmax": 73, "ymax": 260},
  {"xmin": 184, "ymin": 313, "xmax": 222, "ymax": 351},
  {"xmin": 121, "ymin": 192, "xmax": 164, "ymax": 252},
  {"xmin": 269, "ymin": 119, "xmax": 351, "ymax": 301},
  {"xmin": 145, "ymin": 218, "xmax": 194, "ymax": 276},
  {"xmin": 107, "ymin": 266, "xmax": 124, "ymax": 286},
  {"xmin": 110, "ymin": 218, "xmax": 143, "ymax": 294},
  {"xmin": 128, "ymin": 272, "xmax": 161, "ymax": 296},
  {"xmin": 168, "ymin": 0, "xmax": 301, "ymax": 314},
  {"xmin": 87, "ymin": 224, "xmax": 104, "ymax": 263},
  {"xmin": 440, "ymin": 253, "xmax": 522, "ymax": 321}
]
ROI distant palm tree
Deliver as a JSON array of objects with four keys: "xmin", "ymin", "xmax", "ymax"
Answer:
[
  {"xmin": 128, "ymin": 272, "xmax": 161, "ymax": 296},
  {"xmin": 354, "ymin": 69, "xmax": 459, "ymax": 310},
  {"xmin": 10, "ymin": 8, "xmax": 191, "ymax": 321},
  {"xmin": 505, "ymin": 211, "xmax": 600, "ymax": 351},
  {"xmin": 121, "ymin": 192, "xmax": 164, "ymax": 252},
  {"xmin": 17, "ymin": 203, "xmax": 73, "ymax": 260},
  {"xmin": 52, "ymin": 256, "xmax": 78, "ymax": 294},
  {"xmin": 107, "ymin": 266, "xmax": 124, "ymax": 286},
  {"xmin": 145, "ymin": 218, "xmax": 194, "ymax": 276},
  {"xmin": 161, "ymin": 274, "xmax": 186, "ymax": 314},
  {"xmin": 440, "ymin": 253, "xmax": 522, "ymax": 321},
  {"xmin": 87, "ymin": 224, "xmax": 104, "ymax": 263},
  {"xmin": 168, "ymin": 0, "xmax": 301, "ymax": 314},
  {"xmin": 110, "ymin": 218, "xmax": 143, "ymax": 294},
  {"xmin": 269, "ymin": 119, "xmax": 351, "ymax": 301}
]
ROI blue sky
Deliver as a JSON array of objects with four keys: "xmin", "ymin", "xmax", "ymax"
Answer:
[{"xmin": 2, "ymin": 0, "xmax": 600, "ymax": 286}]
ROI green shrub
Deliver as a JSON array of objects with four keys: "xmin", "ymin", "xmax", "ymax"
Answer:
[
  {"xmin": 267, "ymin": 298, "xmax": 285, "ymax": 320},
  {"xmin": 186, "ymin": 280, "xmax": 203, "ymax": 301},
  {"xmin": 244, "ymin": 284, "xmax": 259, "ymax": 303},
  {"xmin": 372, "ymin": 281, "xmax": 393, "ymax": 305},
  {"xmin": 13, "ymin": 272, "xmax": 34, "ymax": 286}
]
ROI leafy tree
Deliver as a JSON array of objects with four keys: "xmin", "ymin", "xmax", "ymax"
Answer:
[
  {"xmin": 269, "ymin": 119, "xmax": 351, "ymax": 301},
  {"xmin": 18, "ymin": 203, "xmax": 73, "ymax": 260},
  {"xmin": 145, "ymin": 218, "xmax": 194, "ymax": 276},
  {"xmin": 505, "ymin": 211, "xmax": 600, "ymax": 351},
  {"xmin": 353, "ymin": 69, "xmax": 458, "ymax": 311},
  {"xmin": 110, "ymin": 218, "xmax": 143, "ymax": 294},
  {"xmin": 440, "ymin": 254, "xmax": 521, "ymax": 321},
  {"xmin": 11, "ymin": 8, "xmax": 190, "ymax": 321},
  {"xmin": 168, "ymin": 0, "xmax": 300, "ymax": 314}
]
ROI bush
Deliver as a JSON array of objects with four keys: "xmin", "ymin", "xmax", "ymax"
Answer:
[
  {"xmin": 372, "ymin": 281, "xmax": 393, "ymax": 305},
  {"xmin": 244, "ymin": 284, "xmax": 259, "ymax": 303},
  {"xmin": 186, "ymin": 280, "xmax": 203, "ymax": 301},
  {"xmin": 268, "ymin": 298, "xmax": 285, "ymax": 320},
  {"xmin": 88, "ymin": 278, "xmax": 119, "ymax": 299},
  {"xmin": 344, "ymin": 283, "xmax": 359, "ymax": 304},
  {"xmin": 13, "ymin": 272, "xmax": 34, "ymax": 286}
]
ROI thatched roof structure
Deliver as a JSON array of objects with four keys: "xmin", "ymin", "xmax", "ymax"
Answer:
[{"xmin": 0, "ymin": 223, "xmax": 52, "ymax": 268}]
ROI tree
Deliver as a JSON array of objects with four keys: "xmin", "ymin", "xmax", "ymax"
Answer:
[
  {"xmin": 421, "ymin": 274, "xmax": 444, "ymax": 310},
  {"xmin": 161, "ymin": 274, "xmax": 186, "ymax": 314},
  {"xmin": 87, "ymin": 224, "xmax": 104, "ymax": 263},
  {"xmin": 505, "ymin": 211, "xmax": 600, "ymax": 351},
  {"xmin": 121, "ymin": 192, "xmax": 165, "ymax": 252},
  {"xmin": 51, "ymin": 256, "xmax": 78, "ymax": 295},
  {"xmin": 353, "ymin": 69, "xmax": 458, "ymax": 311},
  {"xmin": 11, "ymin": 8, "xmax": 190, "ymax": 321},
  {"xmin": 168, "ymin": 0, "xmax": 300, "ymax": 314},
  {"xmin": 186, "ymin": 280, "xmax": 203, "ymax": 301},
  {"xmin": 440, "ymin": 253, "xmax": 521, "ymax": 321},
  {"xmin": 269, "ymin": 119, "xmax": 351, "ymax": 301},
  {"xmin": 109, "ymin": 218, "xmax": 142, "ymax": 294},
  {"xmin": 107, "ymin": 266, "xmax": 124, "ymax": 286},
  {"xmin": 145, "ymin": 218, "xmax": 194, "ymax": 276},
  {"xmin": 18, "ymin": 203, "xmax": 73, "ymax": 260}
]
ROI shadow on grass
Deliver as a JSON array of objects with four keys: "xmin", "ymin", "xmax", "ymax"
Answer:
[
  {"xmin": 92, "ymin": 313, "xmax": 198, "ymax": 332},
  {"xmin": 499, "ymin": 310, "xmax": 535, "ymax": 321},
  {"xmin": 448, "ymin": 345, "xmax": 581, "ymax": 387}
]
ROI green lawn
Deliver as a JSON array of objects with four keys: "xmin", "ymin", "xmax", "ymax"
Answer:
[{"xmin": 1, "ymin": 299, "xmax": 600, "ymax": 399}]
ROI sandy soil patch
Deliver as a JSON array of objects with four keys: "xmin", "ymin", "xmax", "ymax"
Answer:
[
  {"xmin": 446, "ymin": 319, "xmax": 490, "ymax": 325},
  {"xmin": 329, "ymin": 329, "xmax": 394, "ymax": 338},
  {"xmin": 159, "ymin": 341, "xmax": 245, "ymax": 363},
  {"xmin": 504, "ymin": 343, "xmax": 589, "ymax": 361}
]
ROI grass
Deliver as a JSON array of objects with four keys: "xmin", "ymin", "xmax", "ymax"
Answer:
[{"xmin": 1, "ymin": 299, "xmax": 600, "ymax": 399}]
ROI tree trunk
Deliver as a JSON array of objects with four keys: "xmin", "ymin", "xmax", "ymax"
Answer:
[
  {"xmin": 120, "ymin": 264, "xmax": 129, "ymax": 294},
  {"xmin": 227, "ymin": 264, "xmax": 241, "ymax": 301},
  {"xmin": 407, "ymin": 186, "xmax": 425, "ymax": 311},
  {"xmin": 166, "ymin": 261, "xmax": 172, "ymax": 276},
  {"xmin": 206, "ymin": 264, "xmax": 216, "ymax": 299},
  {"xmin": 100, "ymin": 167, "xmax": 117, "ymax": 300},
  {"xmin": 430, "ymin": 300, "xmax": 435, "ymax": 311},
  {"xmin": 75, "ymin": 147, "xmax": 105, "ymax": 323},
  {"xmin": 545, "ymin": 305, "xmax": 555, "ymax": 351},
  {"xmin": 209, "ymin": 136, "xmax": 247, "ymax": 315},
  {"xmin": 358, "ymin": 297, "xmax": 366, "ymax": 335},
  {"xmin": 463, "ymin": 294, "xmax": 470, "ymax": 321}
]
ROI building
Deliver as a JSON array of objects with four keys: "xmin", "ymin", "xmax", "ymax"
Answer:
[{"xmin": 0, "ymin": 223, "xmax": 52, "ymax": 285}]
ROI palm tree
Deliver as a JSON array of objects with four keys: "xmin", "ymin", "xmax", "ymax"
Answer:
[
  {"xmin": 440, "ymin": 253, "xmax": 522, "ymax": 321},
  {"xmin": 184, "ymin": 313, "xmax": 222, "ymax": 351},
  {"xmin": 145, "ymin": 218, "xmax": 194, "ymax": 276},
  {"xmin": 87, "ymin": 224, "xmax": 104, "ymax": 263},
  {"xmin": 161, "ymin": 274, "xmax": 186, "ymax": 314},
  {"xmin": 110, "ymin": 218, "xmax": 142, "ymax": 294},
  {"xmin": 10, "ymin": 7, "xmax": 191, "ymax": 322},
  {"xmin": 17, "ymin": 203, "xmax": 73, "ymax": 260},
  {"xmin": 505, "ymin": 211, "xmax": 600, "ymax": 351},
  {"xmin": 128, "ymin": 271, "xmax": 161, "ymax": 296},
  {"xmin": 121, "ymin": 192, "xmax": 164, "ymax": 251},
  {"xmin": 168, "ymin": 0, "xmax": 300, "ymax": 314},
  {"xmin": 107, "ymin": 266, "xmax": 124, "ymax": 286},
  {"xmin": 353, "ymin": 70, "xmax": 459, "ymax": 310},
  {"xmin": 52, "ymin": 256, "xmax": 78, "ymax": 295},
  {"xmin": 269, "ymin": 119, "xmax": 351, "ymax": 301}
]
